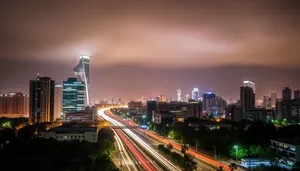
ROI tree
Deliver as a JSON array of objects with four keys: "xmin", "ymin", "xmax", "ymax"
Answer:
[
  {"xmin": 167, "ymin": 143, "xmax": 173, "ymax": 151},
  {"xmin": 228, "ymin": 163, "xmax": 237, "ymax": 171},
  {"xmin": 183, "ymin": 154, "xmax": 197, "ymax": 171},
  {"xmin": 181, "ymin": 144, "xmax": 188, "ymax": 155},
  {"xmin": 258, "ymin": 147, "xmax": 283, "ymax": 166}
]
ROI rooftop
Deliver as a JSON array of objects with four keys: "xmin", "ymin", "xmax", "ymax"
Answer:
[
  {"xmin": 47, "ymin": 127, "xmax": 97, "ymax": 133},
  {"xmin": 271, "ymin": 138, "xmax": 300, "ymax": 146}
]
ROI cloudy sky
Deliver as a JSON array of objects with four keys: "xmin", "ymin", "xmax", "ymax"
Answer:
[{"xmin": 0, "ymin": 0, "xmax": 299, "ymax": 101}]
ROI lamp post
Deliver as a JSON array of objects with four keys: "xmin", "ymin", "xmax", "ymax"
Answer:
[
  {"xmin": 233, "ymin": 145, "xmax": 239, "ymax": 161},
  {"xmin": 193, "ymin": 139, "xmax": 198, "ymax": 151},
  {"xmin": 212, "ymin": 145, "xmax": 217, "ymax": 159}
]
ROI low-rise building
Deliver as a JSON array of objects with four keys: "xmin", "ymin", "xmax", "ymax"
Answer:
[
  {"xmin": 245, "ymin": 109, "xmax": 275, "ymax": 121},
  {"xmin": 271, "ymin": 139, "xmax": 300, "ymax": 166},
  {"xmin": 41, "ymin": 127, "xmax": 98, "ymax": 143}
]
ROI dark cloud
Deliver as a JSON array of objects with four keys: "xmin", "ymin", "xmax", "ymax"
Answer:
[{"xmin": 0, "ymin": 0, "xmax": 299, "ymax": 100}]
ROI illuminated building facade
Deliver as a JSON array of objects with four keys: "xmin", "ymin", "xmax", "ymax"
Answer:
[
  {"xmin": 263, "ymin": 96, "xmax": 272, "ymax": 109},
  {"xmin": 54, "ymin": 84, "xmax": 63, "ymax": 120},
  {"xmin": 202, "ymin": 92, "xmax": 227, "ymax": 117},
  {"xmin": 177, "ymin": 89, "xmax": 181, "ymax": 102},
  {"xmin": 191, "ymin": 87, "xmax": 199, "ymax": 100},
  {"xmin": 271, "ymin": 92, "xmax": 277, "ymax": 108},
  {"xmin": 73, "ymin": 54, "xmax": 90, "ymax": 106},
  {"xmin": 29, "ymin": 77, "xmax": 55, "ymax": 123},
  {"xmin": 0, "ymin": 92, "xmax": 29, "ymax": 117},
  {"xmin": 63, "ymin": 77, "xmax": 86, "ymax": 114},
  {"xmin": 243, "ymin": 80, "xmax": 255, "ymax": 93}
]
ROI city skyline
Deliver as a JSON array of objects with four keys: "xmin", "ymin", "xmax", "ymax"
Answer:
[{"xmin": 1, "ymin": 1, "xmax": 300, "ymax": 101}]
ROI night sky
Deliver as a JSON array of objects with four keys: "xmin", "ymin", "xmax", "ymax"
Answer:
[{"xmin": 1, "ymin": 0, "xmax": 300, "ymax": 101}]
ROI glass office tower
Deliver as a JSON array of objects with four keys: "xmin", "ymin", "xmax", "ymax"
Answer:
[{"xmin": 63, "ymin": 77, "xmax": 86, "ymax": 114}]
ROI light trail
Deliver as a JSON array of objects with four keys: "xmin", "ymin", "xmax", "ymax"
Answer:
[
  {"xmin": 105, "ymin": 109, "xmax": 232, "ymax": 171},
  {"xmin": 113, "ymin": 129, "xmax": 138, "ymax": 171},
  {"xmin": 99, "ymin": 109, "xmax": 181, "ymax": 171}
]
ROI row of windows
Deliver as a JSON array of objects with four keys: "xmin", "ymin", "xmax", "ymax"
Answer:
[{"xmin": 56, "ymin": 135, "xmax": 85, "ymax": 139}]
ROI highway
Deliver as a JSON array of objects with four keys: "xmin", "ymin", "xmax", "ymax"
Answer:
[
  {"xmin": 105, "ymin": 109, "xmax": 233, "ymax": 171},
  {"xmin": 113, "ymin": 129, "xmax": 139, "ymax": 171},
  {"xmin": 98, "ymin": 108, "xmax": 182, "ymax": 171}
]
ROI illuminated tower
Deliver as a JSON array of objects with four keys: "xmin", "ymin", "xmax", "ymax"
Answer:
[
  {"xmin": 73, "ymin": 54, "xmax": 90, "ymax": 106},
  {"xmin": 192, "ymin": 88, "xmax": 199, "ymax": 100},
  {"xmin": 177, "ymin": 89, "xmax": 181, "ymax": 102}
]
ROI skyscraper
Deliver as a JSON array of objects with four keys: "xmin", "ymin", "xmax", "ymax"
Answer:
[
  {"xmin": 271, "ymin": 92, "xmax": 277, "ymax": 108},
  {"xmin": 177, "ymin": 89, "xmax": 181, "ymax": 102},
  {"xmin": 240, "ymin": 86, "xmax": 255, "ymax": 115},
  {"xmin": 202, "ymin": 92, "xmax": 216, "ymax": 112},
  {"xmin": 243, "ymin": 80, "xmax": 255, "ymax": 93},
  {"xmin": 73, "ymin": 54, "xmax": 90, "ymax": 106},
  {"xmin": 191, "ymin": 87, "xmax": 199, "ymax": 100},
  {"xmin": 294, "ymin": 90, "xmax": 300, "ymax": 100},
  {"xmin": 282, "ymin": 87, "xmax": 292, "ymax": 100},
  {"xmin": 54, "ymin": 84, "xmax": 63, "ymax": 120},
  {"xmin": 63, "ymin": 77, "xmax": 86, "ymax": 114},
  {"xmin": 263, "ymin": 96, "xmax": 271, "ymax": 109},
  {"xmin": 29, "ymin": 77, "xmax": 55, "ymax": 123}
]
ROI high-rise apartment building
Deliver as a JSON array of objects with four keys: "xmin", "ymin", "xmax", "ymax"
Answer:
[
  {"xmin": 29, "ymin": 77, "xmax": 55, "ymax": 123},
  {"xmin": 240, "ymin": 86, "xmax": 255, "ymax": 115},
  {"xmin": 0, "ymin": 93, "xmax": 29, "ymax": 117},
  {"xmin": 263, "ymin": 96, "xmax": 271, "ymax": 109},
  {"xmin": 271, "ymin": 92, "xmax": 277, "ymax": 108},
  {"xmin": 282, "ymin": 87, "xmax": 292, "ymax": 100},
  {"xmin": 191, "ymin": 87, "xmax": 199, "ymax": 100},
  {"xmin": 177, "ymin": 89, "xmax": 181, "ymax": 102},
  {"xmin": 243, "ymin": 80, "xmax": 255, "ymax": 93},
  {"xmin": 73, "ymin": 54, "xmax": 90, "ymax": 106},
  {"xmin": 54, "ymin": 84, "xmax": 63, "ymax": 120},
  {"xmin": 294, "ymin": 90, "xmax": 300, "ymax": 100},
  {"xmin": 63, "ymin": 77, "xmax": 86, "ymax": 114}
]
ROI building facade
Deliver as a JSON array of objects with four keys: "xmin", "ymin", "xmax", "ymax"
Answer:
[
  {"xmin": 263, "ymin": 96, "xmax": 271, "ymax": 109},
  {"xmin": 271, "ymin": 92, "xmax": 277, "ymax": 108},
  {"xmin": 294, "ymin": 90, "xmax": 300, "ymax": 100},
  {"xmin": 41, "ymin": 127, "xmax": 98, "ymax": 143},
  {"xmin": 73, "ymin": 54, "xmax": 90, "ymax": 106},
  {"xmin": 63, "ymin": 77, "xmax": 86, "ymax": 114},
  {"xmin": 245, "ymin": 109, "xmax": 275, "ymax": 121},
  {"xmin": 177, "ymin": 89, "xmax": 181, "ymax": 102},
  {"xmin": 271, "ymin": 139, "xmax": 300, "ymax": 166},
  {"xmin": 191, "ymin": 87, "xmax": 199, "ymax": 100},
  {"xmin": 240, "ymin": 86, "xmax": 255, "ymax": 117},
  {"xmin": 54, "ymin": 84, "xmax": 63, "ymax": 120},
  {"xmin": 282, "ymin": 87, "xmax": 292, "ymax": 101},
  {"xmin": 243, "ymin": 80, "xmax": 255, "ymax": 93},
  {"xmin": 29, "ymin": 77, "xmax": 55, "ymax": 123},
  {"xmin": 0, "ymin": 92, "xmax": 29, "ymax": 117}
]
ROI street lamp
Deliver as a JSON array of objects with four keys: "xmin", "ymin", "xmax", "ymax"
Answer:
[
  {"xmin": 233, "ymin": 145, "xmax": 239, "ymax": 161},
  {"xmin": 212, "ymin": 145, "xmax": 217, "ymax": 159},
  {"xmin": 193, "ymin": 139, "xmax": 198, "ymax": 151}
]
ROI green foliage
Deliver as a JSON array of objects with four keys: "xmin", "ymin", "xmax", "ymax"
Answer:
[
  {"xmin": 98, "ymin": 128, "xmax": 115, "ymax": 142},
  {"xmin": 168, "ymin": 130, "xmax": 181, "ymax": 140},
  {"xmin": 0, "ymin": 117, "xmax": 28, "ymax": 129},
  {"xmin": 228, "ymin": 163, "xmax": 237, "ymax": 171},
  {"xmin": 181, "ymin": 144, "xmax": 188, "ymax": 155},
  {"xmin": 167, "ymin": 143, "xmax": 173, "ymax": 151}
]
